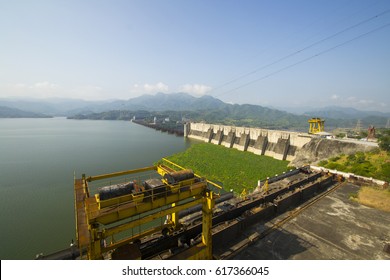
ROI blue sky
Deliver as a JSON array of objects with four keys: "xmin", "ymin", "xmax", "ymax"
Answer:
[{"xmin": 1, "ymin": 0, "xmax": 389, "ymax": 111}]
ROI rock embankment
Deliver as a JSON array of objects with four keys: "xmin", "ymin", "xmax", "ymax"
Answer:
[{"xmin": 290, "ymin": 138, "xmax": 376, "ymax": 167}]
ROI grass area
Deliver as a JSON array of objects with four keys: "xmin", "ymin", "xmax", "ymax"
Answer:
[
  {"xmin": 164, "ymin": 143, "xmax": 290, "ymax": 193},
  {"xmin": 319, "ymin": 148, "xmax": 390, "ymax": 211},
  {"xmin": 318, "ymin": 149, "xmax": 390, "ymax": 182},
  {"xmin": 351, "ymin": 186, "xmax": 390, "ymax": 212}
]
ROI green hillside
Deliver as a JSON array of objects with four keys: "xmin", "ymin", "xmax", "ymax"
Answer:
[
  {"xmin": 0, "ymin": 106, "xmax": 51, "ymax": 118},
  {"xmin": 318, "ymin": 149, "xmax": 390, "ymax": 182}
]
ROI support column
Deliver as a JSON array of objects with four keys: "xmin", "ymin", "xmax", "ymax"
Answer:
[
  {"xmin": 202, "ymin": 191, "xmax": 214, "ymax": 260},
  {"xmin": 254, "ymin": 134, "xmax": 268, "ymax": 155},
  {"xmin": 237, "ymin": 133, "xmax": 250, "ymax": 151},
  {"xmin": 171, "ymin": 202, "xmax": 179, "ymax": 229},
  {"xmin": 183, "ymin": 123, "xmax": 190, "ymax": 137},
  {"xmin": 89, "ymin": 226, "xmax": 102, "ymax": 260},
  {"xmin": 204, "ymin": 128, "xmax": 213, "ymax": 143},
  {"xmin": 226, "ymin": 131, "xmax": 235, "ymax": 148}
]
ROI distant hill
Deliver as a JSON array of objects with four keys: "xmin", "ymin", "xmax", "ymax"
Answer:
[
  {"xmin": 0, "ymin": 106, "xmax": 51, "ymax": 118},
  {"xmin": 0, "ymin": 98, "xmax": 106, "ymax": 116},
  {"xmin": 2, "ymin": 94, "xmax": 388, "ymax": 129},
  {"xmin": 303, "ymin": 106, "xmax": 389, "ymax": 128},
  {"xmin": 94, "ymin": 92, "xmax": 227, "ymax": 112},
  {"xmin": 69, "ymin": 93, "xmax": 390, "ymax": 130},
  {"xmin": 0, "ymin": 94, "xmax": 227, "ymax": 116},
  {"xmin": 69, "ymin": 93, "xmax": 310, "ymax": 130},
  {"xmin": 303, "ymin": 106, "xmax": 390, "ymax": 119}
]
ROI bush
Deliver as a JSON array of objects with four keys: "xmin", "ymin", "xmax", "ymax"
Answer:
[
  {"xmin": 318, "ymin": 160, "xmax": 328, "ymax": 166},
  {"xmin": 379, "ymin": 163, "xmax": 390, "ymax": 181},
  {"xmin": 350, "ymin": 162, "xmax": 375, "ymax": 177},
  {"xmin": 347, "ymin": 154, "xmax": 356, "ymax": 161},
  {"xmin": 326, "ymin": 162, "xmax": 345, "ymax": 171},
  {"xmin": 318, "ymin": 149, "xmax": 390, "ymax": 181},
  {"xmin": 355, "ymin": 152, "xmax": 366, "ymax": 164},
  {"xmin": 379, "ymin": 134, "xmax": 390, "ymax": 153},
  {"xmin": 329, "ymin": 156, "xmax": 341, "ymax": 162}
]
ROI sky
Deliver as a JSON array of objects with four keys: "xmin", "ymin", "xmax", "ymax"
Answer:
[{"xmin": 1, "ymin": 0, "xmax": 389, "ymax": 112}]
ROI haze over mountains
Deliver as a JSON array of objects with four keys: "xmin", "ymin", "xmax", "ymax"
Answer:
[
  {"xmin": 1, "ymin": 93, "xmax": 389, "ymax": 130},
  {"xmin": 303, "ymin": 106, "xmax": 390, "ymax": 120},
  {"xmin": 0, "ymin": 93, "xmax": 226, "ymax": 116}
]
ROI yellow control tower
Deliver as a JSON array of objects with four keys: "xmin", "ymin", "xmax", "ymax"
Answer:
[{"xmin": 308, "ymin": 118, "xmax": 325, "ymax": 134}]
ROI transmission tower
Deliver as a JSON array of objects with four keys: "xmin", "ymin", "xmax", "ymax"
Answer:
[{"xmin": 355, "ymin": 119, "xmax": 362, "ymax": 134}]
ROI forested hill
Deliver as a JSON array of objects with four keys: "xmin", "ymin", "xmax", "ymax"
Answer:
[
  {"xmin": 68, "ymin": 93, "xmax": 388, "ymax": 131},
  {"xmin": 2, "ymin": 93, "xmax": 387, "ymax": 129},
  {"xmin": 68, "ymin": 93, "xmax": 309, "ymax": 130},
  {"xmin": 0, "ymin": 106, "xmax": 51, "ymax": 118}
]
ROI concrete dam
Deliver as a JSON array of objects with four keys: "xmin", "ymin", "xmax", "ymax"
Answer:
[
  {"xmin": 185, "ymin": 122, "xmax": 377, "ymax": 164},
  {"xmin": 185, "ymin": 122, "xmax": 312, "ymax": 161}
]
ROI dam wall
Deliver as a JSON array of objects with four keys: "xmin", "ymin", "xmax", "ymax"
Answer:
[{"xmin": 186, "ymin": 122, "xmax": 312, "ymax": 161}]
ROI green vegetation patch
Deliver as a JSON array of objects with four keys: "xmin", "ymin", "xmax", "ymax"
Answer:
[
  {"xmin": 165, "ymin": 143, "xmax": 290, "ymax": 193},
  {"xmin": 378, "ymin": 128, "xmax": 390, "ymax": 153},
  {"xmin": 318, "ymin": 149, "xmax": 390, "ymax": 182}
]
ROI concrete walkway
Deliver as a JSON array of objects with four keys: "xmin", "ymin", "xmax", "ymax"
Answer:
[{"xmin": 234, "ymin": 183, "xmax": 390, "ymax": 260}]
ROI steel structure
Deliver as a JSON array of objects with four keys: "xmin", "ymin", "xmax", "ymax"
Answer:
[
  {"xmin": 74, "ymin": 160, "xmax": 217, "ymax": 260},
  {"xmin": 308, "ymin": 118, "xmax": 325, "ymax": 134}
]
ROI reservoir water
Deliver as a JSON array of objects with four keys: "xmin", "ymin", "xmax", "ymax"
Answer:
[{"xmin": 0, "ymin": 118, "xmax": 196, "ymax": 259}]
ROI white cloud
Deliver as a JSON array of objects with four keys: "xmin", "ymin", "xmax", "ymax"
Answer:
[
  {"xmin": 330, "ymin": 94, "xmax": 339, "ymax": 100},
  {"xmin": 31, "ymin": 81, "xmax": 59, "ymax": 90},
  {"xmin": 226, "ymin": 101, "xmax": 236, "ymax": 105},
  {"xmin": 327, "ymin": 95, "xmax": 389, "ymax": 112},
  {"xmin": 130, "ymin": 82, "xmax": 169, "ymax": 94},
  {"xmin": 1, "ymin": 81, "xmax": 62, "ymax": 98},
  {"xmin": 70, "ymin": 86, "xmax": 105, "ymax": 100},
  {"xmin": 0, "ymin": 82, "xmax": 106, "ymax": 100},
  {"xmin": 344, "ymin": 97, "xmax": 376, "ymax": 106},
  {"xmin": 145, "ymin": 82, "xmax": 169, "ymax": 93},
  {"xmin": 14, "ymin": 83, "xmax": 27, "ymax": 89},
  {"xmin": 379, "ymin": 102, "xmax": 387, "ymax": 108},
  {"xmin": 179, "ymin": 84, "xmax": 212, "ymax": 96},
  {"xmin": 357, "ymin": 99, "xmax": 375, "ymax": 105}
]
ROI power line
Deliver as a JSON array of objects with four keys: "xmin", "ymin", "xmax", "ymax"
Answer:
[
  {"xmin": 212, "ymin": 8, "xmax": 390, "ymax": 95},
  {"xmin": 216, "ymin": 22, "xmax": 390, "ymax": 97},
  {"xmin": 212, "ymin": 0, "xmax": 361, "ymax": 88}
]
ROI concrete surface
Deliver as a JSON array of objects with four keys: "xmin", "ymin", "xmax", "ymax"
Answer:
[{"xmin": 233, "ymin": 183, "xmax": 390, "ymax": 260}]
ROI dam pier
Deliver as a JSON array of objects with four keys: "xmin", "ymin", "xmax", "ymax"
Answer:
[
  {"xmin": 185, "ymin": 122, "xmax": 314, "ymax": 161},
  {"xmin": 184, "ymin": 122, "xmax": 377, "ymax": 165}
]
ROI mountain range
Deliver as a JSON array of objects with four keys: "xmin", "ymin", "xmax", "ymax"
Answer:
[
  {"xmin": 0, "ymin": 93, "xmax": 227, "ymax": 116},
  {"xmin": 303, "ymin": 106, "xmax": 390, "ymax": 120},
  {"xmin": 0, "ymin": 105, "xmax": 51, "ymax": 118},
  {"xmin": 1, "ymin": 93, "xmax": 389, "ymax": 130}
]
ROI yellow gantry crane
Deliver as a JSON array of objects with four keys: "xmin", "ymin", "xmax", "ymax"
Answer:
[
  {"xmin": 74, "ymin": 159, "xmax": 217, "ymax": 260},
  {"xmin": 308, "ymin": 118, "xmax": 325, "ymax": 134}
]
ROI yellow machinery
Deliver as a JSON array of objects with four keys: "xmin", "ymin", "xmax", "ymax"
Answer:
[
  {"xmin": 308, "ymin": 118, "xmax": 325, "ymax": 134},
  {"xmin": 263, "ymin": 178, "xmax": 269, "ymax": 193},
  {"xmin": 74, "ymin": 159, "xmax": 218, "ymax": 260}
]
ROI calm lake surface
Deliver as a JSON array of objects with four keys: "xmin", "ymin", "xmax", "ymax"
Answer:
[{"xmin": 0, "ymin": 118, "xmax": 196, "ymax": 259}]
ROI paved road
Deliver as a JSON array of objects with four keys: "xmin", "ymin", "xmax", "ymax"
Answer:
[
  {"xmin": 335, "ymin": 138, "xmax": 379, "ymax": 147},
  {"xmin": 234, "ymin": 183, "xmax": 390, "ymax": 260}
]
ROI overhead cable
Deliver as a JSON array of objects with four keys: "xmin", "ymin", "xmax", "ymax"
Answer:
[
  {"xmin": 216, "ymin": 22, "xmax": 390, "ymax": 97},
  {"xmin": 213, "ymin": 8, "xmax": 390, "ymax": 95}
]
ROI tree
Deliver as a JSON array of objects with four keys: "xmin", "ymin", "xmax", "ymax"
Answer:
[{"xmin": 378, "ymin": 129, "xmax": 390, "ymax": 153}]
